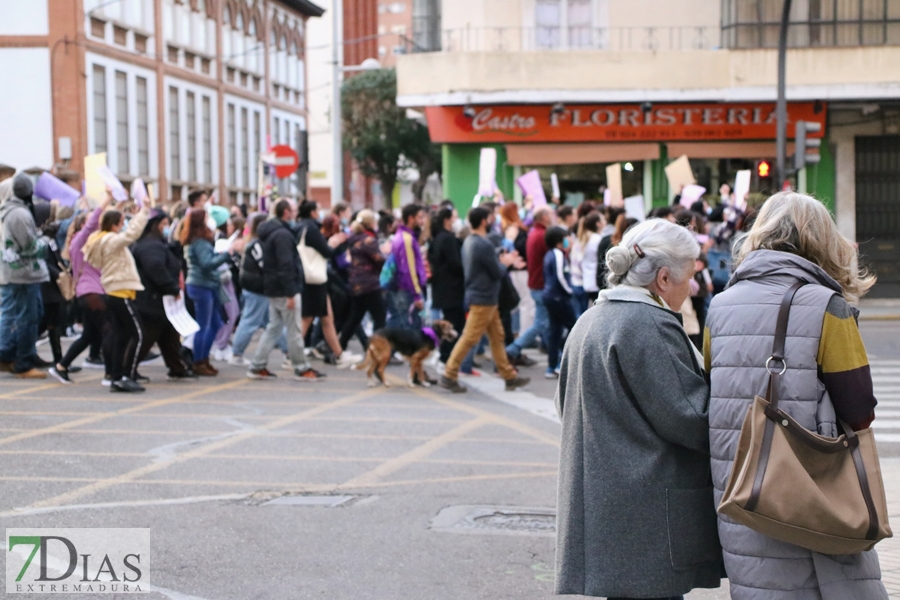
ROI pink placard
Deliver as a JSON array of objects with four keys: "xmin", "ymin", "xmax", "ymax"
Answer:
[{"xmin": 516, "ymin": 170, "xmax": 547, "ymax": 208}]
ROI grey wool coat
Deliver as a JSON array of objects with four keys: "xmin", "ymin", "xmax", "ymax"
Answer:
[
  {"xmin": 555, "ymin": 286, "xmax": 723, "ymax": 598},
  {"xmin": 707, "ymin": 250, "xmax": 887, "ymax": 600}
]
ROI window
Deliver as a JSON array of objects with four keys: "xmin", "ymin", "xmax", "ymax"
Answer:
[
  {"xmin": 241, "ymin": 107, "xmax": 249, "ymax": 188},
  {"xmin": 535, "ymin": 0, "xmax": 595, "ymax": 49},
  {"xmin": 273, "ymin": 117, "xmax": 280, "ymax": 145},
  {"xmin": 536, "ymin": 0, "xmax": 562, "ymax": 48},
  {"xmin": 115, "ymin": 71, "xmax": 129, "ymax": 173},
  {"xmin": 186, "ymin": 91, "xmax": 197, "ymax": 182},
  {"xmin": 136, "ymin": 77, "xmax": 149, "ymax": 176},
  {"xmin": 92, "ymin": 65, "xmax": 107, "ymax": 153},
  {"xmin": 202, "ymin": 96, "xmax": 212, "ymax": 183},
  {"xmin": 169, "ymin": 86, "xmax": 180, "ymax": 180},
  {"xmin": 227, "ymin": 103, "xmax": 236, "ymax": 186},
  {"xmin": 722, "ymin": 0, "xmax": 900, "ymax": 48}
]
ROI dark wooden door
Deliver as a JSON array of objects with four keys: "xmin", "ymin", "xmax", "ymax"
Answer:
[{"xmin": 856, "ymin": 136, "xmax": 900, "ymax": 298}]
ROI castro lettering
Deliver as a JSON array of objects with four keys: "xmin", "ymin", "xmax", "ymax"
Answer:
[{"xmin": 471, "ymin": 109, "xmax": 537, "ymax": 133}]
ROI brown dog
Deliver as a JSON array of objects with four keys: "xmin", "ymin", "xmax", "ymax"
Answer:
[{"xmin": 353, "ymin": 320, "xmax": 458, "ymax": 387}]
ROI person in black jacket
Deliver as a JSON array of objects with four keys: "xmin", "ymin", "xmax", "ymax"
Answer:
[
  {"xmin": 294, "ymin": 200, "xmax": 359, "ymax": 369},
  {"xmin": 231, "ymin": 213, "xmax": 288, "ymax": 364},
  {"xmin": 427, "ymin": 207, "xmax": 465, "ymax": 363},
  {"xmin": 131, "ymin": 209, "xmax": 194, "ymax": 381},
  {"xmin": 247, "ymin": 199, "xmax": 324, "ymax": 381}
]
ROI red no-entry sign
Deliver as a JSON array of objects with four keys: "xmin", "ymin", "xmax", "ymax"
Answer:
[{"xmin": 271, "ymin": 144, "xmax": 300, "ymax": 179}]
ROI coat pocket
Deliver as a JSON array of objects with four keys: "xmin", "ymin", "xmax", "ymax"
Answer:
[{"xmin": 665, "ymin": 487, "xmax": 722, "ymax": 570}]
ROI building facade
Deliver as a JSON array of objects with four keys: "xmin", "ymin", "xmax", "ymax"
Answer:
[
  {"xmin": 396, "ymin": 0, "xmax": 900, "ymax": 297},
  {"xmin": 0, "ymin": 0, "xmax": 323, "ymax": 206}
]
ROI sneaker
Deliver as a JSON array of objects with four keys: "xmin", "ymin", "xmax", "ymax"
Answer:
[
  {"xmin": 32, "ymin": 356, "xmax": 53, "ymax": 368},
  {"xmin": 247, "ymin": 368, "xmax": 278, "ymax": 380},
  {"xmin": 210, "ymin": 347, "xmax": 223, "ymax": 362},
  {"xmin": 440, "ymin": 376, "xmax": 467, "ymax": 394},
  {"xmin": 544, "ymin": 370, "xmax": 559, "ymax": 380},
  {"xmin": 295, "ymin": 367, "xmax": 326, "ymax": 381},
  {"xmin": 281, "ymin": 359, "xmax": 293, "ymax": 371},
  {"xmin": 309, "ymin": 346, "xmax": 327, "ymax": 360},
  {"xmin": 228, "ymin": 354, "xmax": 245, "ymax": 367},
  {"xmin": 334, "ymin": 352, "xmax": 361, "ymax": 369},
  {"xmin": 510, "ymin": 354, "xmax": 537, "ymax": 367},
  {"xmin": 110, "ymin": 378, "xmax": 145, "ymax": 393},
  {"xmin": 82, "ymin": 356, "xmax": 105, "ymax": 369},
  {"xmin": 505, "ymin": 376, "xmax": 531, "ymax": 391},
  {"xmin": 68, "ymin": 365, "xmax": 82, "ymax": 373},
  {"xmin": 14, "ymin": 368, "xmax": 48, "ymax": 379},
  {"xmin": 133, "ymin": 372, "xmax": 150, "ymax": 384},
  {"xmin": 49, "ymin": 366, "xmax": 73, "ymax": 384},
  {"xmin": 101, "ymin": 376, "xmax": 112, "ymax": 387},
  {"xmin": 167, "ymin": 370, "xmax": 198, "ymax": 381}
]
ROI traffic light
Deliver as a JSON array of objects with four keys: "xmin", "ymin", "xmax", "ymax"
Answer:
[
  {"xmin": 794, "ymin": 120, "xmax": 822, "ymax": 171},
  {"xmin": 757, "ymin": 160, "xmax": 771, "ymax": 178}
]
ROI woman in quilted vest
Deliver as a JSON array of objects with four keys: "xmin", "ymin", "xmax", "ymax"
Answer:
[{"xmin": 705, "ymin": 191, "xmax": 887, "ymax": 599}]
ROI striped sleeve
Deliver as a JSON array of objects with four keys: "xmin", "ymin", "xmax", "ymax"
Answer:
[{"xmin": 817, "ymin": 295, "xmax": 877, "ymax": 431}]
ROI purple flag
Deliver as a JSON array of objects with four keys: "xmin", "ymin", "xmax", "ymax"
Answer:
[{"xmin": 34, "ymin": 172, "xmax": 81, "ymax": 207}]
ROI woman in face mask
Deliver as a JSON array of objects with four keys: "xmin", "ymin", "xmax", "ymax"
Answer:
[{"xmin": 427, "ymin": 207, "xmax": 465, "ymax": 364}]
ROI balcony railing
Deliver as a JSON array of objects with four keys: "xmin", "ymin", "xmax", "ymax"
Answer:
[{"xmin": 400, "ymin": 26, "xmax": 719, "ymax": 53}]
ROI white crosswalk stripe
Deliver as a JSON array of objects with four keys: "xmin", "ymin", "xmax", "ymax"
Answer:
[{"xmin": 872, "ymin": 359, "xmax": 900, "ymax": 443}]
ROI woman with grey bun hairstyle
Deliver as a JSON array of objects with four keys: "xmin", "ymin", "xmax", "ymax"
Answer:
[{"xmin": 555, "ymin": 219, "xmax": 723, "ymax": 600}]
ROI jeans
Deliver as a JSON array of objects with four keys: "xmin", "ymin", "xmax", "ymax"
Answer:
[
  {"xmin": 187, "ymin": 285, "xmax": 222, "ymax": 363},
  {"xmin": 251, "ymin": 295, "xmax": 308, "ymax": 371},
  {"xmin": 571, "ymin": 285, "xmax": 589, "ymax": 318},
  {"xmin": 387, "ymin": 289, "xmax": 422, "ymax": 331},
  {"xmin": 506, "ymin": 290, "xmax": 548, "ymax": 358},
  {"xmin": 545, "ymin": 296, "xmax": 577, "ymax": 372},
  {"xmin": 444, "ymin": 305, "xmax": 516, "ymax": 381},
  {"xmin": 0, "ymin": 283, "xmax": 43, "ymax": 373},
  {"xmin": 232, "ymin": 291, "xmax": 287, "ymax": 357},
  {"xmin": 213, "ymin": 279, "xmax": 241, "ymax": 350}
]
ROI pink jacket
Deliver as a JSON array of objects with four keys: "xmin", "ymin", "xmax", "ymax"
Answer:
[{"xmin": 70, "ymin": 207, "xmax": 105, "ymax": 297}]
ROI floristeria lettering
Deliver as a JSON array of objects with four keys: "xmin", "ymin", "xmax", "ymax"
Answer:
[{"xmin": 428, "ymin": 102, "xmax": 826, "ymax": 144}]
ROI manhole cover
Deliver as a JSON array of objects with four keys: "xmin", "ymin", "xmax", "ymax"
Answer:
[
  {"xmin": 430, "ymin": 505, "xmax": 556, "ymax": 537},
  {"xmin": 263, "ymin": 495, "xmax": 355, "ymax": 507}
]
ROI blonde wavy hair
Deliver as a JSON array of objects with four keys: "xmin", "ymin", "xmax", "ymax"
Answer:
[{"xmin": 734, "ymin": 191, "xmax": 875, "ymax": 302}]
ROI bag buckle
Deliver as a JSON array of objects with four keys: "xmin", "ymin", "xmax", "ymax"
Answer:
[{"xmin": 766, "ymin": 356, "xmax": 787, "ymax": 375}]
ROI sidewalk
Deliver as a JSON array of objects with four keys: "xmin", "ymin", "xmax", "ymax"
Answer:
[{"xmin": 880, "ymin": 458, "xmax": 900, "ymax": 597}]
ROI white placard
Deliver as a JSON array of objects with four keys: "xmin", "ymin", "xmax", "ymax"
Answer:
[
  {"xmin": 733, "ymin": 169, "xmax": 751, "ymax": 211},
  {"xmin": 680, "ymin": 184, "xmax": 706, "ymax": 208},
  {"xmin": 163, "ymin": 294, "xmax": 200, "ymax": 337},
  {"xmin": 551, "ymin": 173, "xmax": 560, "ymax": 199},
  {"xmin": 130, "ymin": 178, "xmax": 148, "ymax": 207},
  {"xmin": 477, "ymin": 148, "xmax": 497, "ymax": 197},
  {"xmin": 96, "ymin": 165, "xmax": 128, "ymax": 202},
  {"xmin": 624, "ymin": 195, "xmax": 646, "ymax": 222}
]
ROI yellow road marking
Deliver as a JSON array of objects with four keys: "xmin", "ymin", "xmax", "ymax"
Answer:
[
  {"xmin": 0, "ymin": 379, "xmax": 249, "ymax": 448},
  {"xmin": 20, "ymin": 387, "xmax": 381, "ymax": 510},
  {"xmin": 337, "ymin": 417, "xmax": 491, "ymax": 489}
]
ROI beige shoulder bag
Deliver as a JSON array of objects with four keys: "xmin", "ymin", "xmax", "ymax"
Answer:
[{"xmin": 718, "ymin": 281, "xmax": 892, "ymax": 555}]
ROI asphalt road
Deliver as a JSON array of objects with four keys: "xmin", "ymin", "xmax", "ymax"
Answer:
[{"xmin": 2, "ymin": 321, "xmax": 897, "ymax": 599}]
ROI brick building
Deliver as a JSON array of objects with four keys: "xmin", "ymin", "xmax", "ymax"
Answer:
[{"xmin": 0, "ymin": 0, "xmax": 323, "ymax": 206}]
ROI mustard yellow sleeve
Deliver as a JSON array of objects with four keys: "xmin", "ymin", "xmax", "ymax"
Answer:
[{"xmin": 702, "ymin": 327, "xmax": 711, "ymax": 373}]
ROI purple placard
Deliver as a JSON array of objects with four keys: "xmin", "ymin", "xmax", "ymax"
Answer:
[
  {"xmin": 34, "ymin": 172, "xmax": 81, "ymax": 207},
  {"xmin": 516, "ymin": 170, "xmax": 547, "ymax": 208}
]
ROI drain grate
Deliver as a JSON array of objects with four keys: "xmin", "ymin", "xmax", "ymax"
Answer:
[
  {"xmin": 262, "ymin": 495, "xmax": 356, "ymax": 508},
  {"xmin": 430, "ymin": 505, "xmax": 556, "ymax": 537}
]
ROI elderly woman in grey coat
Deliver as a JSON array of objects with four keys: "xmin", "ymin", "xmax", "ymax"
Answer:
[
  {"xmin": 555, "ymin": 219, "xmax": 723, "ymax": 599},
  {"xmin": 706, "ymin": 192, "xmax": 887, "ymax": 599}
]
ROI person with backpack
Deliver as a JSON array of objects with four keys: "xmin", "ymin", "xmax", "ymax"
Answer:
[
  {"xmin": 231, "ymin": 213, "xmax": 289, "ymax": 365},
  {"xmin": 247, "ymin": 199, "xmax": 324, "ymax": 382}
]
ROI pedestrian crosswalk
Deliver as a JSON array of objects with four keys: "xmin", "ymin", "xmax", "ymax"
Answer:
[{"xmin": 872, "ymin": 359, "xmax": 900, "ymax": 443}]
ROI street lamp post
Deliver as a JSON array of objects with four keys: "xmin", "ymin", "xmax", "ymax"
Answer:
[
  {"xmin": 776, "ymin": 0, "xmax": 793, "ymax": 187},
  {"xmin": 331, "ymin": 0, "xmax": 344, "ymax": 204}
]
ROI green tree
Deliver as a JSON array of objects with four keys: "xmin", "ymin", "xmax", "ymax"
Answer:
[{"xmin": 341, "ymin": 69, "xmax": 441, "ymax": 203}]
